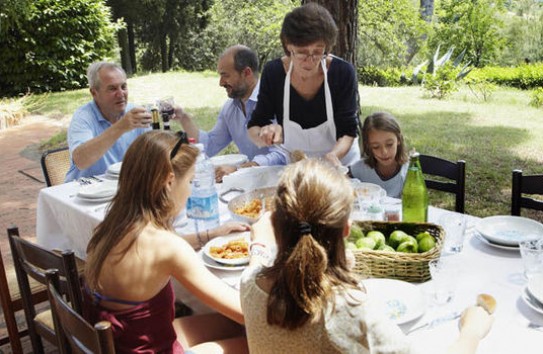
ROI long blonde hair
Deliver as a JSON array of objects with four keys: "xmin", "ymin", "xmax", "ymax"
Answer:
[
  {"xmin": 261, "ymin": 159, "xmax": 358, "ymax": 329},
  {"xmin": 85, "ymin": 131, "xmax": 198, "ymax": 289}
]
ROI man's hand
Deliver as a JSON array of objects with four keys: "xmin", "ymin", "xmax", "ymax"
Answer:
[
  {"xmin": 215, "ymin": 165, "xmax": 237, "ymax": 183},
  {"xmin": 117, "ymin": 107, "xmax": 152, "ymax": 132}
]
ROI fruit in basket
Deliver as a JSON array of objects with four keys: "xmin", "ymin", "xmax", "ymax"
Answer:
[
  {"xmin": 378, "ymin": 244, "xmax": 395, "ymax": 252},
  {"xmin": 356, "ymin": 237, "xmax": 376, "ymax": 250},
  {"xmin": 416, "ymin": 231, "xmax": 432, "ymax": 242},
  {"xmin": 389, "ymin": 230, "xmax": 410, "ymax": 249},
  {"xmin": 366, "ymin": 231, "xmax": 386, "ymax": 248},
  {"xmin": 349, "ymin": 224, "xmax": 365, "ymax": 242},
  {"xmin": 397, "ymin": 238, "xmax": 418, "ymax": 253},
  {"xmin": 418, "ymin": 235, "xmax": 436, "ymax": 253},
  {"xmin": 345, "ymin": 241, "xmax": 357, "ymax": 251}
]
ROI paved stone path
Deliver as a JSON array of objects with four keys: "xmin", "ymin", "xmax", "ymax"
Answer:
[{"xmin": 0, "ymin": 116, "xmax": 65, "ymax": 353}]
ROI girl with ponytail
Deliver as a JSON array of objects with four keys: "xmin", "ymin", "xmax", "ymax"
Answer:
[{"xmin": 240, "ymin": 159, "xmax": 493, "ymax": 354}]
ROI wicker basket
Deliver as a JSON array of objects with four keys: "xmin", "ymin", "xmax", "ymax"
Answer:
[{"xmin": 351, "ymin": 221, "xmax": 445, "ymax": 283}]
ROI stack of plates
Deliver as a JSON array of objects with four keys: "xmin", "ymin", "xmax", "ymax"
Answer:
[
  {"xmin": 522, "ymin": 273, "xmax": 543, "ymax": 315},
  {"xmin": 475, "ymin": 215, "xmax": 543, "ymax": 251},
  {"xmin": 105, "ymin": 162, "xmax": 122, "ymax": 180},
  {"xmin": 77, "ymin": 180, "xmax": 118, "ymax": 203}
]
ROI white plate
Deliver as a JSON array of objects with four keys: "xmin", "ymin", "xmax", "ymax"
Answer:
[
  {"xmin": 528, "ymin": 273, "xmax": 543, "ymax": 305},
  {"xmin": 476, "ymin": 215, "xmax": 543, "ymax": 246},
  {"xmin": 203, "ymin": 233, "xmax": 250, "ymax": 266},
  {"xmin": 521, "ymin": 286, "xmax": 543, "ymax": 315},
  {"xmin": 209, "ymin": 154, "xmax": 248, "ymax": 167},
  {"xmin": 474, "ymin": 232, "xmax": 519, "ymax": 251},
  {"xmin": 363, "ymin": 278, "xmax": 425, "ymax": 325},
  {"xmin": 76, "ymin": 194, "xmax": 114, "ymax": 203},
  {"xmin": 77, "ymin": 180, "xmax": 117, "ymax": 199},
  {"xmin": 200, "ymin": 251, "xmax": 247, "ymax": 272},
  {"xmin": 106, "ymin": 162, "xmax": 122, "ymax": 175}
]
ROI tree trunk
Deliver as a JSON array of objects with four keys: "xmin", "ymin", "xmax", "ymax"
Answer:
[
  {"xmin": 301, "ymin": 0, "xmax": 358, "ymax": 68},
  {"xmin": 161, "ymin": 36, "xmax": 169, "ymax": 72},
  {"xmin": 420, "ymin": 0, "xmax": 434, "ymax": 22},
  {"xmin": 117, "ymin": 27, "xmax": 133, "ymax": 76},
  {"xmin": 127, "ymin": 20, "xmax": 137, "ymax": 73}
]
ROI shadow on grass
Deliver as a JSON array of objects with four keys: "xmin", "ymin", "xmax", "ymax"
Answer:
[{"xmin": 362, "ymin": 105, "xmax": 543, "ymax": 217}]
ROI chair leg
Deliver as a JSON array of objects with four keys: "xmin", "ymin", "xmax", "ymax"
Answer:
[{"xmin": 0, "ymin": 250, "xmax": 24, "ymax": 354}]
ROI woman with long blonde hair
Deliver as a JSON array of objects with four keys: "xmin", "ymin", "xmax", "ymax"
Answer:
[
  {"xmin": 85, "ymin": 131, "xmax": 248, "ymax": 353},
  {"xmin": 242, "ymin": 159, "xmax": 493, "ymax": 354}
]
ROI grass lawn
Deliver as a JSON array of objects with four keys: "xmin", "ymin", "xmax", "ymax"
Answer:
[{"xmin": 29, "ymin": 71, "xmax": 543, "ymax": 219}]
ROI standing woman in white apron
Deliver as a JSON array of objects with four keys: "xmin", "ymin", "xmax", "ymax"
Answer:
[{"xmin": 247, "ymin": 3, "xmax": 360, "ymax": 167}]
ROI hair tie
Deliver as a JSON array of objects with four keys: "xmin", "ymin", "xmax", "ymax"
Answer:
[{"xmin": 298, "ymin": 222, "xmax": 312, "ymax": 235}]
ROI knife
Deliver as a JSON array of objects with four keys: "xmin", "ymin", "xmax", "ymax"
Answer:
[{"xmin": 406, "ymin": 311, "xmax": 461, "ymax": 334}]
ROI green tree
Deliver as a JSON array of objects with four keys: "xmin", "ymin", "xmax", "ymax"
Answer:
[
  {"xmin": 358, "ymin": 0, "xmax": 427, "ymax": 67},
  {"xmin": 431, "ymin": 0, "xmax": 507, "ymax": 67},
  {"xmin": 0, "ymin": 0, "xmax": 32, "ymax": 34},
  {"xmin": 0, "ymin": 0, "xmax": 117, "ymax": 96},
  {"xmin": 188, "ymin": 0, "xmax": 296, "ymax": 71}
]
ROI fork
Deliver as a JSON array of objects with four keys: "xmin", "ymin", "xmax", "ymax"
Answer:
[{"xmin": 78, "ymin": 177, "xmax": 92, "ymax": 185}]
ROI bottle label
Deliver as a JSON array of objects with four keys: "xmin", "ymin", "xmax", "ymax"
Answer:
[{"xmin": 186, "ymin": 193, "xmax": 219, "ymax": 220}]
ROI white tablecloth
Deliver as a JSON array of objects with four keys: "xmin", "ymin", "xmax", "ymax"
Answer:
[{"xmin": 36, "ymin": 182, "xmax": 543, "ymax": 353}]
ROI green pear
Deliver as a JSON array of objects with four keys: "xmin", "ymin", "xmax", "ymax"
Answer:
[
  {"xmin": 356, "ymin": 237, "xmax": 376, "ymax": 250},
  {"xmin": 389, "ymin": 230, "xmax": 409, "ymax": 249},
  {"xmin": 416, "ymin": 231, "xmax": 432, "ymax": 243},
  {"xmin": 366, "ymin": 231, "xmax": 386, "ymax": 249},
  {"xmin": 348, "ymin": 224, "xmax": 365, "ymax": 242},
  {"xmin": 397, "ymin": 238, "xmax": 418, "ymax": 253},
  {"xmin": 418, "ymin": 236, "xmax": 436, "ymax": 253}
]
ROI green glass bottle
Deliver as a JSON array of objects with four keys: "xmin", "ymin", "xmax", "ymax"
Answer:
[{"xmin": 402, "ymin": 151, "xmax": 428, "ymax": 222}]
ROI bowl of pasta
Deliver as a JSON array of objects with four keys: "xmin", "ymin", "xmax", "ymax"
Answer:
[
  {"xmin": 220, "ymin": 187, "xmax": 276, "ymax": 224},
  {"xmin": 204, "ymin": 233, "xmax": 251, "ymax": 265}
]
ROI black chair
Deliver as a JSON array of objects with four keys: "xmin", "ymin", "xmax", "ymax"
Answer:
[
  {"xmin": 419, "ymin": 154, "xmax": 466, "ymax": 213},
  {"xmin": 511, "ymin": 169, "xmax": 543, "ymax": 216},
  {"xmin": 46, "ymin": 269, "xmax": 116, "ymax": 354},
  {"xmin": 40, "ymin": 146, "xmax": 70, "ymax": 187},
  {"xmin": 8, "ymin": 226, "xmax": 83, "ymax": 354}
]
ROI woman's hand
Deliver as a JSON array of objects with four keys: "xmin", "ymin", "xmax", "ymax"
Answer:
[
  {"xmin": 249, "ymin": 124, "xmax": 283, "ymax": 147},
  {"xmin": 209, "ymin": 221, "xmax": 250, "ymax": 239},
  {"xmin": 323, "ymin": 152, "xmax": 341, "ymax": 167}
]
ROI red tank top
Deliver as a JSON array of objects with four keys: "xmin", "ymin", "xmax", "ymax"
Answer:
[{"xmin": 84, "ymin": 281, "xmax": 184, "ymax": 353}]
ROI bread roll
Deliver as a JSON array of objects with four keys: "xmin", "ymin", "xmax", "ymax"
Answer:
[{"xmin": 476, "ymin": 293, "xmax": 496, "ymax": 314}]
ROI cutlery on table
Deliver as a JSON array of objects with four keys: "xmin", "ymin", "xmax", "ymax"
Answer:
[{"xmin": 406, "ymin": 311, "xmax": 461, "ymax": 334}]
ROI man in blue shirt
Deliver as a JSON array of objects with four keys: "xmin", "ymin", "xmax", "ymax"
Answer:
[
  {"xmin": 65, "ymin": 62, "xmax": 151, "ymax": 182},
  {"xmin": 175, "ymin": 45, "xmax": 286, "ymax": 182}
]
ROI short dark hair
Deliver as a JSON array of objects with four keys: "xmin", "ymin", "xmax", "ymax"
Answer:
[
  {"xmin": 233, "ymin": 46, "xmax": 259, "ymax": 76},
  {"xmin": 280, "ymin": 3, "xmax": 338, "ymax": 55}
]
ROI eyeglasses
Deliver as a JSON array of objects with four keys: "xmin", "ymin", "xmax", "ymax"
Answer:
[
  {"xmin": 170, "ymin": 131, "xmax": 189, "ymax": 160},
  {"xmin": 291, "ymin": 50, "xmax": 327, "ymax": 62}
]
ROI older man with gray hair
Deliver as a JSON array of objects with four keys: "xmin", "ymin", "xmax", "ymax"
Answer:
[{"xmin": 65, "ymin": 62, "xmax": 151, "ymax": 181}]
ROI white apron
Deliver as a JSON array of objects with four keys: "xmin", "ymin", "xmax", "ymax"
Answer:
[{"xmin": 281, "ymin": 58, "xmax": 360, "ymax": 165}]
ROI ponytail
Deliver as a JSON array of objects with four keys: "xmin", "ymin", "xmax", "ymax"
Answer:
[{"xmin": 266, "ymin": 231, "xmax": 330, "ymax": 329}]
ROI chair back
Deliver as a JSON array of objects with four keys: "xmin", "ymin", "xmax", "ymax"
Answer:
[
  {"xmin": 8, "ymin": 226, "xmax": 83, "ymax": 353},
  {"xmin": 511, "ymin": 169, "xmax": 543, "ymax": 216},
  {"xmin": 41, "ymin": 147, "xmax": 70, "ymax": 187},
  {"xmin": 419, "ymin": 154, "xmax": 466, "ymax": 213},
  {"xmin": 46, "ymin": 270, "xmax": 115, "ymax": 354}
]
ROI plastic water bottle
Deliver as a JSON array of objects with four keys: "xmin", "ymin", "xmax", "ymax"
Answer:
[{"xmin": 186, "ymin": 144, "xmax": 220, "ymax": 236}]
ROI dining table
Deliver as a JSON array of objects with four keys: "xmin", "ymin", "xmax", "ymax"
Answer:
[{"xmin": 35, "ymin": 174, "xmax": 543, "ymax": 354}]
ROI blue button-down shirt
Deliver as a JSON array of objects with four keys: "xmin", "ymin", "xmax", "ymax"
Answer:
[
  {"xmin": 199, "ymin": 81, "xmax": 286, "ymax": 166},
  {"xmin": 65, "ymin": 101, "xmax": 149, "ymax": 182}
]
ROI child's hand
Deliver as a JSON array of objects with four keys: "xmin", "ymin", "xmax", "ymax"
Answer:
[{"xmin": 209, "ymin": 221, "xmax": 250, "ymax": 239}]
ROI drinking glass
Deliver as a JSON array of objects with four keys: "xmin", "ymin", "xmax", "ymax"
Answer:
[
  {"xmin": 429, "ymin": 256, "xmax": 459, "ymax": 305},
  {"xmin": 519, "ymin": 237, "xmax": 543, "ymax": 279},
  {"xmin": 440, "ymin": 213, "xmax": 467, "ymax": 253},
  {"xmin": 158, "ymin": 96, "xmax": 175, "ymax": 118}
]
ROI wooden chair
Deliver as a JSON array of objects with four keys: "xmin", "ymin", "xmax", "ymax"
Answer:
[
  {"xmin": 511, "ymin": 169, "xmax": 543, "ymax": 216},
  {"xmin": 46, "ymin": 269, "xmax": 115, "ymax": 354},
  {"xmin": 40, "ymin": 146, "xmax": 70, "ymax": 187},
  {"xmin": 8, "ymin": 226, "xmax": 83, "ymax": 354},
  {"xmin": 0, "ymin": 243, "xmax": 49, "ymax": 353},
  {"xmin": 419, "ymin": 154, "xmax": 466, "ymax": 213}
]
